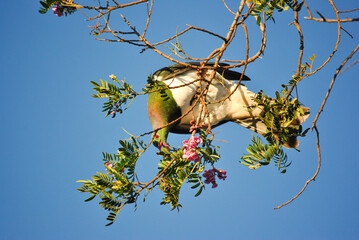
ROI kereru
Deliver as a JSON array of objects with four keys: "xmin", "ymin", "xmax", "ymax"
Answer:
[{"xmin": 147, "ymin": 62, "xmax": 309, "ymax": 149}]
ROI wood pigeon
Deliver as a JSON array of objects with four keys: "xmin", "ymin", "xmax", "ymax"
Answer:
[{"xmin": 147, "ymin": 62, "xmax": 309, "ymax": 149}]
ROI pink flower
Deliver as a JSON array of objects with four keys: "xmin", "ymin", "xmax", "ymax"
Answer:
[
  {"xmin": 182, "ymin": 136, "xmax": 203, "ymax": 162},
  {"xmin": 182, "ymin": 139, "xmax": 197, "ymax": 149},
  {"xmin": 182, "ymin": 136, "xmax": 203, "ymax": 150},
  {"xmin": 203, "ymin": 169, "xmax": 214, "ymax": 178},
  {"xmin": 217, "ymin": 169, "xmax": 227, "ymax": 180},
  {"xmin": 203, "ymin": 168, "xmax": 227, "ymax": 188},
  {"xmin": 182, "ymin": 149, "xmax": 200, "ymax": 162},
  {"xmin": 192, "ymin": 136, "xmax": 203, "ymax": 144},
  {"xmin": 105, "ymin": 162, "xmax": 113, "ymax": 168},
  {"xmin": 52, "ymin": 3, "xmax": 63, "ymax": 17},
  {"xmin": 203, "ymin": 169, "xmax": 216, "ymax": 184}
]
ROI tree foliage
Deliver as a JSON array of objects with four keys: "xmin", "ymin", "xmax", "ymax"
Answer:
[{"xmin": 39, "ymin": 0, "xmax": 359, "ymax": 225}]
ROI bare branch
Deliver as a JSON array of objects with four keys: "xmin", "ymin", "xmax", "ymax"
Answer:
[
  {"xmin": 274, "ymin": 126, "xmax": 322, "ymax": 210},
  {"xmin": 285, "ymin": 0, "xmax": 304, "ymax": 100},
  {"xmin": 311, "ymin": 43, "xmax": 359, "ymax": 130},
  {"xmin": 222, "ymin": 0, "xmax": 236, "ymax": 15},
  {"xmin": 186, "ymin": 25, "xmax": 227, "ymax": 42},
  {"xmin": 304, "ymin": 16, "xmax": 359, "ymax": 23},
  {"xmin": 338, "ymin": 7, "xmax": 359, "ymax": 13},
  {"xmin": 306, "ymin": 0, "xmax": 341, "ymax": 77},
  {"xmin": 338, "ymin": 59, "xmax": 359, "ymax": 75}
]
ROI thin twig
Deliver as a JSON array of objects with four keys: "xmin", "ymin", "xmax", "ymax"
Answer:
[
  {"xmin": 304, "ymin": 16, "xmax": 359, "ymax": 23},
  {"xmin": 311, "ymin": 43, "xmax": 359, "ymax": 129},
  {"xmin": 338, "ymin": 7, "xmax": 359, "ymax": 13},
  {"xmin": 142, "ymin": 0, "xmax": 153, "ymax": 38},
  {"xmin": 274, "ymin": 126, "xmax": 321, "ymax": 209},
  {"xmin": 306, "ymin": 0, "xmax": 341, "ymax": 77},
  {"xmin": 223, "ymin": 3, "xmax": 266, "ymax": 66},
  {"xmin": 338, "ymin": 59, "xmax": 359, "ymax": 75},
  {"xmin": 186, "ymin": 25, "xmax": 227, "ymax": 42},
  {"xmin": 285, "ymin": 0, "xmax": 304, "ymax": 100},
  {"xmin": 222, "ymin": 0, "xmax": 236, "ymax": 15}
]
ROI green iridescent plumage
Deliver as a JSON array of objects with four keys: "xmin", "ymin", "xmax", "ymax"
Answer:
[{"xmin": 147, "ymin": 81, "xmax": 181, "ymax": 148}]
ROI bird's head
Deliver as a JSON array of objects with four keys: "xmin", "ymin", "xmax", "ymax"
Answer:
[{"xmin": 153, "ymin": 132, "xmax": 170, "ymax": 151}]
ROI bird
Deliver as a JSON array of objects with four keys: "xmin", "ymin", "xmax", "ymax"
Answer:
[{"xmin": 147, "ymin": 62, "xmax": 309, "ymax": 149}]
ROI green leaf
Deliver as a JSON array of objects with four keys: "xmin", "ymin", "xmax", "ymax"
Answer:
[
  {"xmin": 38, "ymin": 0, "xmax": 58, "ymax": 14},
  {"xmin": 301, "ymin": 128, "xmax": 310, "ymax": 136},
  {"xmin": 84, "ymin": 195, "xmax": 96, "ymax": 202},
  {"xmin": 40, "ymin": 1, "xmax": 48, "ymax": 8},
  {"xmin": 191, "ymin": 182, "xmax": 200, "ymax": 189},
  {"xmin": 194, "ymin": 186, "xmax": 203, "ymax": 197},
  {"xmin": 294, "ymin": 2, "xmax": 304, "ymax": 12},
  {"xmin": 309, "ymin": 54, "xmax": 316, "ymax": 61},
  {"xmin": 90, "ymin": 81, "xmax": 100, "ymax": 87}
]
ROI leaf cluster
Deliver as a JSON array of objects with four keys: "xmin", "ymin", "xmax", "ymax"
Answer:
[
  {"xmin": 157, "ymin": 148, "xmax": 202, "ymax": 210},
  {"xmin": 78, "ymin": 134, "xmax": 213, "ymax": 224},
  {"xmin": 156, "ymin": 131, "xmax": 220, "ymax": 209},
  {"xmin": 252, "ymin": 84, "xmax": 308, "ymax": 147},
  {"xmin": 198, "ymin": 129, "xmax": 221, "ymax": 165},
  {"xmin": 249, "ymin": 0, "xmax": 304, "ymax": 24},
  {"xmin": 39, "ymin": 0, "xmax": 76, "ymax": 15},
  {"xmin": 243, "ymin": 77, "xmax": 309, "ymax": 172},
  {"xmin": 77, "ymin": 137, "xmax": 145, "ymax": 226},
  {"xmin": 240, "ymin": 135, "xmax": 290, "ymax": 173},
  {"xmin": 142, "ymin": 74, "xmax": 169, "ymax": 97},
  {"xmin": 91, "ymin": 75, "xmax": 137, "ymax": 118}
]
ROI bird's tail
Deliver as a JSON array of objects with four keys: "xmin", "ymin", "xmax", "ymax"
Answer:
[{"xmin": 234, "ymin": 106, "xmax": 310, "ymax": 148}]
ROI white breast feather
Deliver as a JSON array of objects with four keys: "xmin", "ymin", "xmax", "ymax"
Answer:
[{"xmin": 154, "ymin": 70, "xmax": 259, "ymax": 128}]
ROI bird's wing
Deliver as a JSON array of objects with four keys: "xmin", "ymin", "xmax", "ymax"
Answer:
[
  {"xmin": 153, "ymin": 62, "xmax": 250, "ymax": 81},
  {"xmin": 233, "ymin": 118, "xmax": 267, "ymax": 136}
]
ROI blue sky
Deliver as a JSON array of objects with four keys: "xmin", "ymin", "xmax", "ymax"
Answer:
[{"xmin": 1, "ymin": 1, "xmax": 359, "ymax": 239}]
